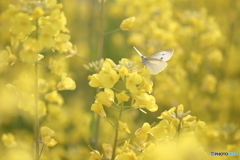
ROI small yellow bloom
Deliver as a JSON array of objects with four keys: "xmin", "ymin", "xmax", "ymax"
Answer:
[
  {"xmin": 90, "ymin": 150, "xmax": 103, "ymax": 160},
  {"xmin": 98, "ymin": 61, "xmax": 120, "ymax": 88},
  {"xmin": 49, "ymin": 57, "xmax": 67, "ymax": 75},
  {"xmin": 133, "ymin": 93, "xmax": 158, "ymax": 112},
  {"xmin": 151, "ymin": 120, "xmax": 176, "ymax": 140},
  {"xmin": 1, "ymin": 133, "xmax": 17, "ymax": 148},
  {"xmin": 102, "ymin": 143, "xmax": 112, "ymax": 159},
  {"xmin": 39, "ymin": 25, "xmax": 56, "ymax": 48},
  {"xmin": 119, "ymin": 66, "xmax": 129, "ymax": 77},
  {"xmin": 54, "ymin": 33, "xmax": 73, "ymax": 53},
  {"xmin": 135, "ymin": 123, "xmax": 152, "ymax": 142},
  {"xmin": 91, "ymin": 102, "xmax": 106, "ymax": 117},
  {"xmin": 158, "ymin": 107, "xmax": 176, "ymax": 120},
  {"xmin": 120, "ymin": 17, "xmax": 135, "ymax": 30},
  {"xmin": 11, "ymin": 13, "xmax": 33, "ymax": 35},
  {"xmin": 33, "ymin": 7, "xmax": 44, "ymax": 18},
  {"xmin": 126, "ymin": 72, "xmax": 142, "ymax": 93},
  {"xmin": 40, "ymin": 126, "xmax": 57, "ymax": 147},
  {"xmin": 116, "ymin": 91, "xmax": 129, "ymax": 104},
  {"xmin": 45, "ymin": 90, "xmax": 64, "ymax": 106},
  {"xmin": 139, "ymin": 68, "xmax": 152, "ymax": 93},
  {"xmin": 57, "ymin": 73, "xmax": 76, "ymax": 90},
  {"xmin": 19, "ymin": 38, "xmax": 43, "ymax": 63},
  {"xmin": 118, "ymin": 121, "xmax": 131, "ymax": 133},
  {"xmin": 96, "ymin": 88, "xmax": 114, "ymax": 107},
  {"xmin": 195, "ymin": 120, "xmax": 205, "ymax": 132},
  {"xmin": 88, "ymin": 74, "xmax": 102, "ymax": 88}
]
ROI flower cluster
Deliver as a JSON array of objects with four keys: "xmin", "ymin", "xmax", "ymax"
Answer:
[
  {"xmin": 89, "ymin": 104, "xmax": 208, "ymax": 160},
  {"xmin": 88, "ymin": 58, "xmax": 158, "ymax": 117}
]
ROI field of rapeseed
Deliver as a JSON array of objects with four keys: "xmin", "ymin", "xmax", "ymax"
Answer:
[{"xmin": 0, "ymin": 0, "xmax": 239, "ymax": 160}]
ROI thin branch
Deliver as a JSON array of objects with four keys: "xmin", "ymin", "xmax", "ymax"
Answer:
[{"xmin": 104, "ymin": 28, "xmax": 120, "ymax": 35}]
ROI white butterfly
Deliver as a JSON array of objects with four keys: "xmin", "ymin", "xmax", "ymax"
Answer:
[{"xmin": 133, "ymin": 46, "xmax": 174, "ymax": 75}]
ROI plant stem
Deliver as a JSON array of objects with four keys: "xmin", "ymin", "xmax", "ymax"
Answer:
[
  {"xmin": 97, "ymin": 0, "xmax": 105, "ymax": 59},
  {"xmin": 111, "ymin": 103, "xmax": 123, "ymax": 160},
  {"xmin": 90, "ymin": 0, "xmax": 105, "ymax": 150},
  {"xmin": 34, "ymin": 18, "xmax": 39, "ymax": 160}
]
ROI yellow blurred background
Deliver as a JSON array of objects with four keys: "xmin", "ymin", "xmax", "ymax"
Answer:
[{"xmin": 0, "ymin": 0, "xmax": 240, "ymax": 159}]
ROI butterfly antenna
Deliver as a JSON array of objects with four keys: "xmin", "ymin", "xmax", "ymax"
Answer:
[{"xmin": 133, "ymin": 46, "xmax": 143, "ymax": 56}]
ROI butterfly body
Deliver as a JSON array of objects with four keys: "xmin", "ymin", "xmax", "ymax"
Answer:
[{"xmin": 133, "ymin": 46, "xmax": 174, "ymax": 75}]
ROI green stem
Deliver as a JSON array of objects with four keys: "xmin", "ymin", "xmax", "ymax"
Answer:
[
  {"xmin": 111, "ymin": 103, "xmax": 123, "ymax": 160},
  {"xmin": 90, "ymin": 0, "xmax": 105, "ymax": 150},
  {"xmin": 34, "ymin": 58, "xmax": 39, "ymax": 160},
  {"xmin": 34, "ymin": 18, "xmax": 39, "ymax": 160},
  {"xmin": 97, "ymin": 0, "xmax": 105, "ymax": 59},
  {"xmin": 104, "ymin": 28, "xmax": 120, "ymax": 35},
  {"xmin": 39, "ymin": 144, "xmax": 44, "ymax": 159}
]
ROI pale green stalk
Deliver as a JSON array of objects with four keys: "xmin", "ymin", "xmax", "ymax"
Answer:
[
  {"xmin": 97, "ymin": 0, "xmax": 105, "ymax": 59},
  {"xmin": 111, "ymin": 103, "xmax": 123, "ymax": 160},
  {"xmin": 91, "ymin": 0, "xmax": 105, "ymax": 149}
]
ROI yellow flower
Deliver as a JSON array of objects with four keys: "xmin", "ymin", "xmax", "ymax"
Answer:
[
  {"xmin": 40, "ymin": 126, "xmax": 57, "ymax": 147},
  {"xmin": 116, "ymin": 91, "xmax": 129, "ymax": 104},
  {"xmin": 120, "ymin": 17, "xmax": 135, "ymax": 30},
  {"xmin": 98, "ymin": 60, "xmax": 119, "ymax": 88},
  {"xmin": 49, "ymin": 57, "xmax": 67, "ymax": 75},
  {"xmin": 135, "ymin": 123, "xmax": 152, "ymax": 142},
  {"xmin": 1, "ymin": 133, "xmax": 17, "ymax": 148},
  {"xmin": 102, "ymin": 143, "xmax": 112, "ymax": 159},
  {"xmin": 126, "ymin": 72, "xmax": 142, "ymax": 93},
  {"xmin": 48, "ymin": 9, "xmax": 68, "ymax": 32},
  {"xmin": 57, "ymin": 73, "xmax": 76, "ymax": 90},
  {"xmin": 158, "ymin": 107, "xmax": 181, "ymax": 125},
  {"xmin": 158, "ymin": 107, "xmax": 176, "ymax": 120},
  {"xmin": 45, "ymin": 90, "xmax": 64, "ymax": 106},
  {"xmin": 91, "ymin": 102, "xmax": 106, "ymax": 117},
  {"xmin": 96, "ymin": 88, "xmax": 114, "ymax": 107},
  {"xmin": 118, "ymin": 66, "xmax": 129, "ymax": 77},
  {"xmin": 88, "ymin": 74, "xmax": 102, "ymax": 88},
  {"xmin": 54, "ymin": 33, "xmax": 73, "ymax": 53},
  {"xmin": 139, "ymin": 68, "xmax": 152, "ymax": 93},
  {"xmin": 90, "ymin": 150, "xmax": 103, "ymax": 160},
  {"xmin": 151, "ymin": 120, "xmax": 176, "ymax": 140},
  {"xmin": 195, "ymin": 121, "xmax": 205, "ymax": 132},
  {"xmin": 39, "ymin": 25, "xmax": 56, "ymax": 48},
  {"xmin": 32, "ymin": 7, "xmax": 44, "ymax": 18},
  {"xmin": 133, "ymin": 93, "xmax": 158, "ymax": 112},
  {"xmin": 11, "ymin": 13, "xmax": 33, "ymax": 35},
  {"xmin": 118, "ymin": 121, "xmax": 131, "ymax": 133},
  {"xmin": 19, "ymin": 38, "xmax": 43, "ymax": 63}
]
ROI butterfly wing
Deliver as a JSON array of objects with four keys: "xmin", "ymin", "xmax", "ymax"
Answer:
[
  {"xmin": 144, "ymin": 59, "xmax": 167, "ymax": 75},
  {"xmin": 147, "ymin": 49, "xmax": 174, "ymax": 61}
]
